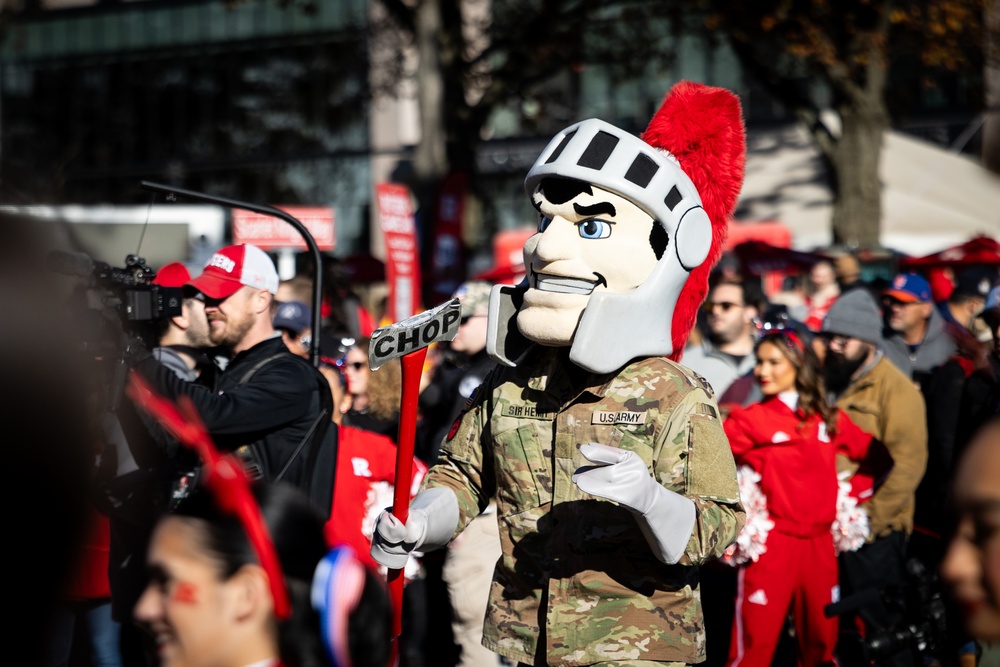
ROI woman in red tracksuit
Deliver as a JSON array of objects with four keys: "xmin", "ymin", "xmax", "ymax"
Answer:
[{"xmin": 724, "ymin": 329, "xmax": 883, "ymax": 667}]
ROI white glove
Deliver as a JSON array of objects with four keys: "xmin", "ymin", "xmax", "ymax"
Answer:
[
  {"xmin": 370, "ymin": 487, "xmax": 459, "ymax": 569},
  {"xmin": 573, "ymin": 442, "xmax": 696, "ymax": 564}
]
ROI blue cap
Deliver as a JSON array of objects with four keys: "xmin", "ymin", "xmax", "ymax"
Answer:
[
  {"xmin": 273, "ymin": 300, "xmax": 312, "ymax": 333},
  {"xmin": 980, "ymin": 286, "xmax": 1000, "ymax": 319},
  {"xmin": 884, "ymin": 272, "xmax": 931, "ymax": 303}
]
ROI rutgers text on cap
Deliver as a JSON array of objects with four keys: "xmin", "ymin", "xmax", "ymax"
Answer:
[
  {"xmin": 186, "ymin": 244, "xmax": 280, "ymax": 300},
  {"xmin": 883, "ymin": 272, "xmax": 931, "ymax": 304}
]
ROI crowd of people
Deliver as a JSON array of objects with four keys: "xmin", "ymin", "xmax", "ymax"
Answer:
[
  {"xmin": 17, "ymin": 79, "xmax": 999, "ymax": 667},
  {"xmin": 684, "ymin": 255, "xmax": 1000, "ymax": 667},
  {"xmin": 27, "ymin": 217, "xmax": 1000, "ymax": 667}
]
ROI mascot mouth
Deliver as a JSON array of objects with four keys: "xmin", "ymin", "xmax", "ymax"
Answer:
[{"xmin": 532, "ymin": 271, "xmax": 606, "ymax": 295}]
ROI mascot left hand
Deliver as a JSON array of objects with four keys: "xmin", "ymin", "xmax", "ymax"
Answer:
[{"xmin": 574, "ymin": 442, "xmax": 696, "ymax": 564}]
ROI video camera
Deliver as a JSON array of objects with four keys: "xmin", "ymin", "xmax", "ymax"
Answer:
[
  {"xmin": 48, "ymin": 250, "xmax": 183, "ymax": 328},
  {"xmin": 825, "ymin": 557, "xmax": 951, "ymax": 665}
]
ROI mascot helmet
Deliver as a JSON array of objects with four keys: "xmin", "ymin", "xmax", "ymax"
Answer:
[{"xmin": 487, "ymin": 81, "xmax": 745, "ymax": 373}]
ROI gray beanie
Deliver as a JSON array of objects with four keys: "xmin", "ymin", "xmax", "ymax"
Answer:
[{"xmin": 821, "ymin": 290, "xmax": 883, "ymax": 343}]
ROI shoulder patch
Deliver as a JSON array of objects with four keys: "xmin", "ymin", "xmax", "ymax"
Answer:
[
  {"xmin": 688, "ymin": 369, "xmax": 716, "ymax": 397},
  {"xmin": 446, "ymin": 413, "xmax": 463, "ymax": 442}
]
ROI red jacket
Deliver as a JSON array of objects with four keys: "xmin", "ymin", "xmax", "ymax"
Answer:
[
  {"xmin": 324, "ymin": 425, "xmax": 427, "ymax": 569},
  {"xmin": 724, "ymin": 396, "xmax": 875, "ymax": 533}
]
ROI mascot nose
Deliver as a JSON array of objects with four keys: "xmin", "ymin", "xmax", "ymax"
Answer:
[{"xmin": 530, "ymin": 219, "xmax": 575, "ymax": 264}]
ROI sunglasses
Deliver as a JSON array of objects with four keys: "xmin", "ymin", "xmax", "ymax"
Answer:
[
  {"xmin": 702, "ymin": 301, "xmax": 743, "ymax": 313},
  {"xmin": 342, "ymin": 361, "xmax": 366, "ymax": 371}
]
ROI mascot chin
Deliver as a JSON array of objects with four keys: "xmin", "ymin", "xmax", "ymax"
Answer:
[{"xmin": 371, "ymin": 81, "xmax": 749, "ymax": 667}]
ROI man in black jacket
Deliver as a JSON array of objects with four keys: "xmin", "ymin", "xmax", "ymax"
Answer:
[{"xmin": 128, "ymin": 243, "xmax": 331, "ymax": 509}]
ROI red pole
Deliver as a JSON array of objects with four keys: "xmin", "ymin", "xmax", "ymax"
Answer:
[{"xmin": 387, "ymin": 347, "xmax": 428, "ymax": 662}]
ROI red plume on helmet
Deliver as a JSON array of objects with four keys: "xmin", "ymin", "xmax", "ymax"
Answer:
[{"xmin": 640, "ymin": 80, "xmax": 746, "ymax": 361}]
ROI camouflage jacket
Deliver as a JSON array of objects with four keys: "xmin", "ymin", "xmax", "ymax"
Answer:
[{"xmin": 423, "ymin": 346, "xmax": 745, "ymax": 666}]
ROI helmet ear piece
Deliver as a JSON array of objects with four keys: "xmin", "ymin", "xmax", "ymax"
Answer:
[{"xmin": 674, "ymin": 207, "xmax": 712, "ymax": 271}]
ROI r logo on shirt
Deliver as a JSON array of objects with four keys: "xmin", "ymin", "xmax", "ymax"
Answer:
[{"xmin": 351, "ymin": 457, "xmax": 373, "ymax": 478}]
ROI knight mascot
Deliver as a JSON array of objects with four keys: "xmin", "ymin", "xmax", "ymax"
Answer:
[{"xmin": 373, "ymin": 81, "xmax": 748, "ymax": 667}]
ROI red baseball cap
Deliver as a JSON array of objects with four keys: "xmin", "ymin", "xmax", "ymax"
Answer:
[
  {"xmin": 186, "ymin": 244, "xmax": 279, "ymax": 300},
  {"xmin": 152, "ymin": 262, "xmax": 192, "ymax": 288}
]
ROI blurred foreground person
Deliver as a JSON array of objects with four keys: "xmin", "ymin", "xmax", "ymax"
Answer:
[
  {"xmin": 135, "ymin": 479, "xmax": 392, "ymax": 667},
  {"xmin": 941, "ymin": 416, "xmax": 1000, "ymax": 643},
  {"xmin": 0, "ymin": 211, "xmax": 96, "ymax": 665}
]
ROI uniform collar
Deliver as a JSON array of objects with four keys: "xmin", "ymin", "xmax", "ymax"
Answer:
[{"xmin": 522, "ymin": 346, "xmax": 617, "ymax": 402}]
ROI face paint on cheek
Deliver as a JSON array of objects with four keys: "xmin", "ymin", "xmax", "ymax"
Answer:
[{"xmin": 172, "ymin": 581, "xmax": 199, "ymax": 605}]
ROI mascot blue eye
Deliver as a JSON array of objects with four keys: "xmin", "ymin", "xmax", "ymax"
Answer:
[
  {"xmin": 578, "ymin": 219, "xmax": 612, "ymax": 239},
  {"xmin": 538, "ymin": 215, "xmax": 552, "ymax": 232}
]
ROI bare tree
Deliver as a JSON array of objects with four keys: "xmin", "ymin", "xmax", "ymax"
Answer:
[
  {"xmin": 697, "ymin": 0, "xmax": 989, "ymax": 248},
  {"xmin": 372, "ymin": 0, "xmax": 684, "ymax": 215}
]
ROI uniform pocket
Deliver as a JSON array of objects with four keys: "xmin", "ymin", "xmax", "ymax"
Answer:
[{"xmin": 493, "ymin": 424, "xmax": 553, "ymax": 516}]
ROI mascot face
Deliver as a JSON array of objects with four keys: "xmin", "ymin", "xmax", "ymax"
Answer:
[{"xmin": 516, "ymin": 180, "xmax": 661, "ymax": 347}]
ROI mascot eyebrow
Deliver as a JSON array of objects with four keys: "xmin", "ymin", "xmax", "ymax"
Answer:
[
  {"xmin": 528, "ymin": 196, "xmax": 615, "ymax": 219},
  {"xmin": 574, "ymin": 201, "xmax": 616, "ymax": 218}
]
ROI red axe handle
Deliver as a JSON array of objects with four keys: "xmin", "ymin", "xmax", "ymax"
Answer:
[{"xmin": 387, "ymin": 347, "xmax": 428, "ymax": 655}]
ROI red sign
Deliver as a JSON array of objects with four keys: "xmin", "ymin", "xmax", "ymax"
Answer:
[
  {"xmin": 375, "ymin": 183, "xmax": 422, "ymax": 321},
  {"xmin": 232, "ymin": 207, "xmax": 336, "ymax": 251}
]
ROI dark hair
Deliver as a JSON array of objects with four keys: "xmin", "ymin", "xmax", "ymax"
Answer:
[
  {"xmin": 755, "ymin": 330, "xmax": 838, "ymax": 434},
  {"xmin": 173, "ymin": 481, "xmax": 391, "ymax": 667},
  {"xmin": 710, "ymin": 274, "xmax": 765, "ymax": 312}
]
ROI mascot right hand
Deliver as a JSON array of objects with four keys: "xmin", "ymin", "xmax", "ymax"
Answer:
[{"xmin": 370, "ymin": 487, "xmax": 460, "ymax": 569}]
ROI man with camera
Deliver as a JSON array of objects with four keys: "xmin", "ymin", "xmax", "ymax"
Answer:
[
  {"xmin": 125, "ymin": 243, "xmax": 333, "ymax": 511},
  {"xmin": 102, "ymin": 260, "xmax": 221, "ymax": 664}
]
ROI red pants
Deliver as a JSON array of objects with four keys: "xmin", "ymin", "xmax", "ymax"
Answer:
[{"xmin": 727, "ymin": 529, "xmax": 839, "ymax": 667}]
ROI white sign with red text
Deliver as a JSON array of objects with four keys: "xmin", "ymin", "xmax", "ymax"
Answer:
[{"xmin": 232, "ymin": 206, "xmax": 336, "ymax": 251}]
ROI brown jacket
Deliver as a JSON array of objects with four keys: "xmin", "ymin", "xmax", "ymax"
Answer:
[{"xmin": 835, "ymin": 354, "xmax": 928, "ymax": 538}]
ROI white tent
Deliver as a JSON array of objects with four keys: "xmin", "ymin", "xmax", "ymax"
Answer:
[{"xmin": 738, "ymin": 124, "xmax": 1000, "ymax": 256}]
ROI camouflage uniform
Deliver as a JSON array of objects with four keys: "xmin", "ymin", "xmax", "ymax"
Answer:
[{"xmin": 423, "ymin": 346, "xmax": 744, "ymax": 667}]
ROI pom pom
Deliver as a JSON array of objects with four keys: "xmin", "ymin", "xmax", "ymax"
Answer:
[
  {"xmin": 832, "ymin": 472, "xmax": 870, "ymax": 553},
  {"xmin": 721, "ymin": 465, "xmax": 773, "ymax": 567}
]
